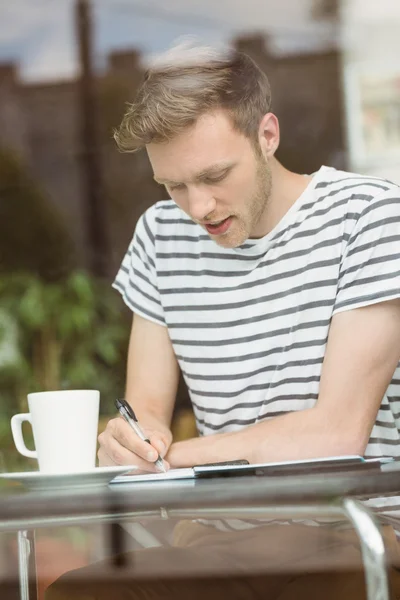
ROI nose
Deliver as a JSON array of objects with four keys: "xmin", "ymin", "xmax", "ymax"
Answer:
[{"xmin": 187, "ymin": 185, "xmax": 216, "ymax": 222}]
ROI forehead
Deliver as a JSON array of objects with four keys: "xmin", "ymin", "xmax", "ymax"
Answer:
[{"xmin": 147, "ymin": 110, "xmax": 252, "ymax": 181}]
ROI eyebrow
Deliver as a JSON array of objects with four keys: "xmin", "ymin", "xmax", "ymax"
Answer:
[{"xmin": 154, "ymin": 162, "xmax": 235, "ymax": 186}]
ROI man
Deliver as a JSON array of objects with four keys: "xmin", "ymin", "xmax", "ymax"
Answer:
[
  {"xmin": 98, "ymin": 42, "xmax": 400, "ymax": 471},
  {"xmin": 47, "ymin": 42, "xmax": 400, "ymax": 599}
]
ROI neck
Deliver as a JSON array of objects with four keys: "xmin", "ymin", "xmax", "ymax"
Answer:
[{"xmin": 252, "ymin": 158, "xmax": 313, "ymax": 238}]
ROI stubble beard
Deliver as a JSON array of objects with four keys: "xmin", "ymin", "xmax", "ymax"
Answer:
[
  {"xmin": 248, "ymin": 157, "xmax": 273, "ymax": 238},
  {"xmin": 227, "ymin": 157, "xmax": 272, "ymax": 248},
  {"xmin": 209, "ymin": 155, "xmax": 272, "ymax": 249}
]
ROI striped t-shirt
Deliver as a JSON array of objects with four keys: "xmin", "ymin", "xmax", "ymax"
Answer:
[{"xmin": 114, "ymin": 166, "xmax": 400, "ymax": 459}]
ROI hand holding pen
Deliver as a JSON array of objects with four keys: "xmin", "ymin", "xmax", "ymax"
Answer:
[{"xmin": 115, "ymin": 398, "xmax": 167, "ymax": 472}]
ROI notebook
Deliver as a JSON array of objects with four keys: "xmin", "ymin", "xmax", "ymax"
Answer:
[{"xmin": 110, "ymin": 455, "xmax": 390, "ymax": 484}]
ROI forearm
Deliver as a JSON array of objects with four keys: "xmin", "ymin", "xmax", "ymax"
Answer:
[
  {"xmin": 124, "ymin": 313, "xmax": 179, "ymax": 441},
  {"xmin": 124, "ymin": 395, "xmax": 173, "ymax": 439},
  {"xmin": 166, "ymin": 406, "xmax": 366, "ymax": 468}
]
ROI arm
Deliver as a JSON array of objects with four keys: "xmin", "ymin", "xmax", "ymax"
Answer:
[
  {"xmin": 167, "ymin": 299, "xmax": 400, "ymax": 468},
  {"xmin": 98, "ymin": 313, "xmax": 180, "ymax": 470}
]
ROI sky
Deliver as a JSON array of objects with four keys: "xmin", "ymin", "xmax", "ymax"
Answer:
[{"xmin": 0, "ymin": 0, "xmax": 337, "ymax": 82}]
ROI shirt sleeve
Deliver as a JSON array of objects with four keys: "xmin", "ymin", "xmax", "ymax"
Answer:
[
  {"xmin": 333, "ymin": 190, "xmax": 400, "ymax": 315},
  {"xmin": 112, "ymin": 209, "xmax": 166, "ymax": 326}
]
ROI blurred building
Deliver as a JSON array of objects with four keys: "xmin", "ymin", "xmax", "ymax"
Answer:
[
  {"xmin": 0, "ymin": 39, "xmax": 346, "ymax": 271},
  {"xmin": 1, "ymin": 1, "xmax": 399, "ymax": 271},
  {"xmin": 0, "ymin": 64, "xmax": 30, "ymax": 162},
  {"xmin": 236, "ymin": 34, "xmax": 346, "ymax": 174},
  {"xmin": 0, "ymin": 50, "xmax": 152, "ymax": 272},
  {"xmin": 340, "ymin": 0, "xmax": 400, "ymax": 184}
]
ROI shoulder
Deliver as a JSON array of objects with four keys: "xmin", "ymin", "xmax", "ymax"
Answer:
[{"xmin": 314, "ymin": 167, "xmax": 399, "ymax": 215}]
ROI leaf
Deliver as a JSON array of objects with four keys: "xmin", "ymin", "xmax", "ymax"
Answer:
[
  {"xmin": 64, "ymin": 357, "xmax": 97, "ymax": 387},
  {"xmin": 18, "ymin": 282, "xmax": 46, "ymax": 330},
  {"xmin": 58, "ymin": 311, "xmax": 76, "ymax": 340},
  {"xmin": 43, "ymin": 283, "xmax": 66, "ymax": 313},
  {"xmin": 0, "ymin": 309, "xmax": 23, "ymax": 372},
  {"xmin": 70, "ymin": 306, "xmax": 93, "ymax": 334},
  {"xmin": 68, "ymin": 272, "xmax": 94, "ymax": 306},
  {"xmin": 96, "ymin": 340, "xmax": 118, "ymax": 364}
]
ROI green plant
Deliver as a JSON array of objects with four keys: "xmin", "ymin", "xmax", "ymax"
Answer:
[{"xmin": 0, "ymin": 270, "xmax": 131, "ymax": 464}]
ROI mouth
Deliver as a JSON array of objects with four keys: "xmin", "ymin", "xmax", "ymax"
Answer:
[{"xmin": 204, "ymin": 217, "xmax": 233, "ymax": 236}]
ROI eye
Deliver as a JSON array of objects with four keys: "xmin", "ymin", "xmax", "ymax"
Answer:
[
  {"xmin": 168, "ymin": 183, "xmax": 186, "ymax": 192},
  {"xmin": 204, "ymin": 171, "xmax": 228, "ymax": 185}
]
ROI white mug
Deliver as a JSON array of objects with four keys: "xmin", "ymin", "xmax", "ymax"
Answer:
[{"xmin": 11, "ymin": 389, "xmax": 100, "ymax": 473}]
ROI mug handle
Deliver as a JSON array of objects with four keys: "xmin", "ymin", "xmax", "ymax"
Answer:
[{"xmin": 11, "ymin": 414, "xmax": 37, "ymax": 459}]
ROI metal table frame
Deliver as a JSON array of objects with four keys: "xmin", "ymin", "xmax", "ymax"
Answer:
[{"xmin": 4, "ymin": 496, "xmax": 389, "ymax": 600}]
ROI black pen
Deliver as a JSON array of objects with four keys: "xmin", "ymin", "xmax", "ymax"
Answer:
[{"xmin": 115, "ymin": 398, "xmax": 166, "ymax": 472}]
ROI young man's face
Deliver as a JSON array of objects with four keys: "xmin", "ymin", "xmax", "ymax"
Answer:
[{"xmin": 147, "ymin": 110, "xmax": 272, "ymax": 248}]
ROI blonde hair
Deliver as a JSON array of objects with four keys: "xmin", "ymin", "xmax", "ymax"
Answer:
[{"xmin": 114, "ymin": 40, "xmax": 272, "ymax": 152}]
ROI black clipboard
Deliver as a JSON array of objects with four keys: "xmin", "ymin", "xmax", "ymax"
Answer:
[{"xmin": 193, "ymin": 455, "xmax": 381, "ymax": 479}]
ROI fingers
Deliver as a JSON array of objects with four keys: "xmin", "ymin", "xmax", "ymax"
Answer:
[
  {"xmin": 98, "ymin": 439, "xmax": 170, "ymax": 472},
  {"xmin": 112, "ymin": 418, "xmax": 157, "ymax": 460},
  {"xmin": 97, "ymin": 447, "xmax": 115, "ymax": 467},
  {"xmin": 97, "ymin": 417, "xmax": 171, "ymax": 472},
  {"xmin": 148, "ymin": 434, "xmax": 168, "ymax": 458},
  {"xmin": 98, "ymin": 436, "xmax": 161, "ymax": 471},
  {"xmin": 98, "ymin": 427, "xmax": 138, "ymax": 465}
]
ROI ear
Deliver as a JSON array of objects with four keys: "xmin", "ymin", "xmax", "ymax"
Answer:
[{"xmin": 258, "ymin": 113, "xmax": 280, "ymax": 158}]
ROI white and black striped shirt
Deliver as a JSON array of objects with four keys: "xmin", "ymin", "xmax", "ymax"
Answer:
[{"xmin": 114, "ymin": 166, "xmax": 400, "ymax": 459}]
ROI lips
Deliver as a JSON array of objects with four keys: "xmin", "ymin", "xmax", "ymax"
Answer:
[{"xmin": 205, "ymin": 217, "xmax": 232, "ymax": 236}]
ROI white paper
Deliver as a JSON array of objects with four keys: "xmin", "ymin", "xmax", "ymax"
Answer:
[{"xmin": 111, "ymin": 467, "xmax": 194, "ymax": 484}]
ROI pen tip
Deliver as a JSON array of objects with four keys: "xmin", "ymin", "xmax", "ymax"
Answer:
[{"xmin": 156, "ymin": 459, "xmax": 167, "ymax": 473}]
